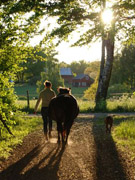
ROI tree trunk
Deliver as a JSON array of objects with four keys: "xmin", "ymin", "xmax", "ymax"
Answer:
[{"xmin": 95, "ymin": 33, "xmax": 114, "ymax": 108}]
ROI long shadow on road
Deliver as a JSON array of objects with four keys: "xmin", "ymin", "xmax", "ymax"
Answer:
[
  {"xmin": 0, "ymin": 145, "xmax": 42, "ymax": 180},
  {"xmin": 92, "ymin": 116, "xmax": 129, "ymax": 180},
  {"xmin": 0, "ymin": 143, "xmax": 65, "ymax": 180},
  {"xmin": 23, "ymin": 144, "xmax": 65, "ymax": 180}
]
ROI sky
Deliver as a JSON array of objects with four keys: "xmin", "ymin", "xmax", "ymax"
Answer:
[
  {"xmin": 28, "ymin": 2, "xmax": 115, "ymax": 64},
  {"xmin": 55, "ymin": 41, "xmax": 101, "ymax": 64},
  {"xmin": 29, "ymin": 15, "xmax": 102, "ymax": 64},
  {"xmin": 30, "ymin": 36, "xmax": 101, "ymax": 64}
]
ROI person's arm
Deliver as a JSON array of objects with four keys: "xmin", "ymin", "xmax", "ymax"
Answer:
[
  {"xmin": 53, "ymin": 91, "xmax": 56, "ymax": 97},
  {"xmin": 34, "ymin": 94, "xmax": 42, "ymax": 113}
]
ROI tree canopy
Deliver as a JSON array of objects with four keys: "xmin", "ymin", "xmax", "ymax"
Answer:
[
  {"xmin": 1, "ymin": 0, "xmax": 135, "ymax": 128},
  {"xmin": 111, "ymin": 45, "xmax": 135, "ymax": 89}
]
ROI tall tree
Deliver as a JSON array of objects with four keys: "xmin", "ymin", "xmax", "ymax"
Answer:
[
  {"xmin": 34, "ymin": 0, "xmax": 135, "ymax": 106},
  {"xmin": 1, "ymin": 0, "xmax": 135, "ymax": 110},
  {"xmin": 95, "ymin": 0, "xmax": 115, "ymax": 108}
]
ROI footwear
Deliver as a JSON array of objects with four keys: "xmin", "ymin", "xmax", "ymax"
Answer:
[{"xmin": 44, "ymin": 133, "xmax": 48, "ymax": 141}]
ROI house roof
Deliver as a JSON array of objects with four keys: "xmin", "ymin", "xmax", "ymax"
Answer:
[
  {"xmin": 60, "ymin": 68, "xmax": 73, "ymax": 76},
  {"xmin": 73, "ymin": 74, "xmax": 89, "ymax": 80}
]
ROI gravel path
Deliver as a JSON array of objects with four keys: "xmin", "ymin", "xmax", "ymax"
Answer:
[{"xmin": 0, "ymin": 115, "xmax": 135, "ymax": 180}]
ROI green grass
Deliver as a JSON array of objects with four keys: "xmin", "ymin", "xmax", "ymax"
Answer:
[
  {"xmin": 0, "ymin": 112, "xmax": 43, "ymax": 159},
  {"xmin": 107, "ymin": 95, "xmax": 135, "ymax": 112},
  {"xmin": 93, "ymin": 116, "xmax": 135, "ymax": 160},
  {"xmin": 14, "ymin": 83, "xmax": 135, "ymax": 113},
  {"xmin": 15, "ymin": 98, "xmax": 94, "ymax": 113},
  {"xmin": 70, "ymin": 87, "xmax": 88, "ymax": 98},
  {"xmin": 77, "ymin": 98, "xmax": 94, "ymax": 112},
  {"xmin": 14, "ymin": 83, "xmax": 90, "ymax": 113},
  {"xmin": 14, "ymin": 83, "xmax": 38, "ymax": 100},
  {"xmin": 112, "ymin": 116, "xmax": 135, "ymax": 160},
  {"xmin": 14, "ymin": 83, "xmax": 88, "ymax": 100}
]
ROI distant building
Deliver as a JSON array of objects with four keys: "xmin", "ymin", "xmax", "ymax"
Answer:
[
  {"xmin": 72, "ymin": 74, "xmax": 94, "ymax": 87},
  {"xmin": 60, "ymin": 68, "xmax": 73, "ymax": 84}
]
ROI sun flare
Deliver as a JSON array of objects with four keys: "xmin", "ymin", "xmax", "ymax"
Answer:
[{"xmin": 102, "ymin": 9, "xmax": 113, "ymax": 24}]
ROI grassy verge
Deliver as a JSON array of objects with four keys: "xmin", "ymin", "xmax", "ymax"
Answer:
[
  {"xmin": 112, "ymin": 116, "xmax": 135, "ymax": 160},
  {"xmin": 16, "ymin": 96, "xmax": 135, "ymax": 113},
  {"xmin": 15, "ymin": 98, "xmax": 94, "ymax": 113},
  {"xmin": 0, "ymin": 112, "xmax": 43, "ymax": 159},
  {"xmin": 94, "ymin": 116, "xmax": 135, "ymax": 160}
]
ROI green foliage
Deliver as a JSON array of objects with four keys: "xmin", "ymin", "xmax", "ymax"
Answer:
[
  {"xmin": 111, "ymin": 45, "xmax": 135, "ymax": 89},
  {"xmin": 0, "ymin": 112, "xmax": 42, "ymax": 159},
  {"xmin": 69, "ymin": 60, "xmax": 88, "ymax": 75},
  {"xmin": 0, "ymin": 77, "xmax": 17, "ymax": 133},
  {"xmin": 77, "ymin": 99, "xmax": 95, "ymax": 112},
  {"xmin": 84, "ymin": 78, "xmax": 98, "ymax": 100},
  {"xmin": 95, "ymin": 99, "xmax": 107, "ymax": 112},
  {"xmin": 36, "ymin": 57, "xmax": 64, "ymax": 94},
  {"xmin": 59, "ymin": 61, "xmax": 68, "ymax": 68},
  {"xmin": 84, "ymin": 61, "xmax": 100, "ymax": 80},
  {"xmin": 113, "ymin": 119, "xmax": 135, "ymax": 139},
  {"xmin": 107, "ymin": 94, "xmax": 135, "ymax": 112},
  {"xmin": 108, "ymin": 84, "xmax": 131, "ymax": 94},
  {"xmin": 15, "ymin": 94, "xmax": 135, "ymax": 113},
  {"xmin": 0, "ymin": 1, "xmax": 37, "ymax": 136},
  {"xmin": 16, "ymin": 47, "xmax": 47, "ymax": 84},
  {"xmin": 112, "ymin": 117, "xmax": 135, "ymax": 159},
  {"xmin": 0, "ymin": 46, "xmax": 26, "ymax": 132}
]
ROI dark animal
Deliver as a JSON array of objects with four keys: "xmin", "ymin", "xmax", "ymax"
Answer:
[
  {"xmin": 48, "ymin": 88, "xmax": 79, "ymax": 144},
  {"xmin": 57, "ymin": 87, "xmax": 71, "ymax": 96},
  {"xmin": 104, "ymin": 116, "xmax": 113, "ymax": 133}
]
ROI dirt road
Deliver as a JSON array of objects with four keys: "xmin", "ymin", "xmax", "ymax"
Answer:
[{"xmin": 0, "ymin": 115, "xmax": 135, "ymax": 180}]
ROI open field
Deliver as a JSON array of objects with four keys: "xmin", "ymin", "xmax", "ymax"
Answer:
[
  {"xmin": 14, "ymin": 83, "xmax": 135, "ymax": 113},
  {"xmin": 14, "ymin": 83, "xmax": 88, "ymax": 100},
  {"xmin": 15, "ymin": 95, "xmax": 135, "ymax": 113},
  {"xmin": 14, "ymin": 84, "xmax": 38, "ymax": 100}
]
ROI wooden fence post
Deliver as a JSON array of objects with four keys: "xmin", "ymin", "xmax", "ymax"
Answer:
[{"xmin": 27, "ymin": 90, "xmax": 30, "ymax": 109}]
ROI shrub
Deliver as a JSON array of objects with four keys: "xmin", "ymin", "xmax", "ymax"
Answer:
[
  {"xmin": 108, "ymin": 83, "xmax": 131, "ymax": 94},
  {"xmin": 83, "ymin": 78, "xmax": 97, "ymax": 100}
]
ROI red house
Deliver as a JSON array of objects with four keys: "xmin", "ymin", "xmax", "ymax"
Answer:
[
  {"xmin": 72, "ymin": 74, "xmax": 94, "ymax": 87},
  {"xmin": 60, "ymin": 68, "xmax": 73, "ymax": 84}
]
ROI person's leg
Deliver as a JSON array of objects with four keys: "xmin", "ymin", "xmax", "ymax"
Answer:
[
  {"xmin": 48, "ymin": 117, "xmax": 52, "ymax": 138},
  {"xmin": 41, "ymin": 107, "xmax": 48, "ymax": 140}
]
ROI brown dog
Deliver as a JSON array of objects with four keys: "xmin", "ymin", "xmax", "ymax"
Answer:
[{"xmin": 104, "ymin": 116, "xmax": 113, "ymax": 133}]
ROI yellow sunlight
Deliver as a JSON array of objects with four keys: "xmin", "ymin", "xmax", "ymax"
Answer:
[{"xmin": 102, "ymin": 9, "xmax": 113, "ymax": 24}]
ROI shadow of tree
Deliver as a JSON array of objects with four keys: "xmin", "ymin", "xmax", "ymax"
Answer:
[
  {"xmin": 92, "ymin": 116, "xmax": 129, "ymax": 180},
  {"xmin": 23, "ymin": 144, "xmax": 65, "ymax": 180},
  {"xmin": 0, "ymin": 116, "xmax": 130, "ymax": 180},
  {"xmin": 0, "ymin": 145, "xmax": 42, "ymax": 180},
  {"xmin": 0, "ymin": 143, "xmax": 65, "ymax": 180}
]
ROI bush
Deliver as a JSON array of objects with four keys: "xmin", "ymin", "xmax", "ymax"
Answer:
[
  {"xmin": 108, "ymin": 84, "xmax": 131, "ymax": 94},
  {"xmin": 83, "ymin": 79, "xmax": 97, "ymax": 100}
]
